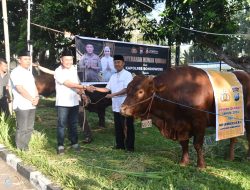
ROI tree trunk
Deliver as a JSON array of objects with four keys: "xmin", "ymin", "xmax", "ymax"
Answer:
[{"xmin": 197, "ymin": 37, "xmax": 250, "ymax": 72}]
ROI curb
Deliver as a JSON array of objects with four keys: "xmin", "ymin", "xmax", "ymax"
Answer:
[{"xmin": 0, "ymin": 144, "xmax": 62, "ymax": 190}]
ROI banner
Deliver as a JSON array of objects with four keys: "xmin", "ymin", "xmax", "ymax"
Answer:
[
  {"xmin": 206, "ymin": 70, "xmax": 245, "ymax": 141},
  {"xmin": 75, "ymin": 36, "xmax": 170, "ymax": 84}
]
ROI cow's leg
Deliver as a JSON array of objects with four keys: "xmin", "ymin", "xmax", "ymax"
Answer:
[
  {"xmin": 244, "ymin": 103, "xmax": 250, "ymax": 159},
  {"xmin": 229, "ymin": 137, "xmax": 237, "ymax": 161},
  {"xmin": 98, "ymin": 109, "xmax": 105, "ymax": 128},
  {"xmin": 193, "ymin": 133, "xmax": 206, "ymax": 168},
  {"xmin": 179, "ymin": 139, "xmax": 190, "ymax": 166},
  {"xmin": 246, "ymin": 125, "xmax": 250, "ymax": 159}
]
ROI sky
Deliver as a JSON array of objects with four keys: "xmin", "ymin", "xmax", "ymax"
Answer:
[{"xmin": 148, "ymin": 2, "xmax": 165, "ymax": 22}]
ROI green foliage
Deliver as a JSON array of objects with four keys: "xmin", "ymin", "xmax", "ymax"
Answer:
[
  {"xmin": 29, "ymin": 130, "xmax": 48, "ymax": 150},
  {"xmin": 142, "ymin": 0, "xmax": 248, "ymax": 50},
  {"xmin": 224, "ymin": 9, "xmax": 250, "ymax": 57},
  {"xmin": 0, "ymin": 0, "xmax": 163, "ymax": 68},
  {"xmin": 184, "ymin": 45, "xmax": 218, "ymax": 64},
  {"xmin": 0, "ymin": 113, "xmax": 15, "ymax": 147},
  {"xmin": 1, "ymin": 99, "xmax": 250, "ymax": 189}
]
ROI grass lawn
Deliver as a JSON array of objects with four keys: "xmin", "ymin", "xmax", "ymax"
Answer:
[{"xmin": 0, "ymin": 98, "xmax": 250, "ymax": 190}]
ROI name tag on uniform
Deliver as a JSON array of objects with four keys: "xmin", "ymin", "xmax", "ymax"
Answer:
[{"xmin": 141, "ymin": 119, "xmax": 152, "ymax": 128}]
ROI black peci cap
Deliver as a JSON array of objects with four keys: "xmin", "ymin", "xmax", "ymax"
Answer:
[
  {"xmin": 113, "ymin": 55, "xmax": 124, "ymax": 61},
  {"xmin": 60, "ymin": 48, "xmax": 73, "ymax": 57},
  {"xmin": 18, "ymin": 50, "xmax": 30, "ymax": 57}
]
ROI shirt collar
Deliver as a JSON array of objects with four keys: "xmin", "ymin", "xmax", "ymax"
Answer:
[
  {"xmin": 60, "ymin": 65, "xmax": 74, "ymax": 70},
  {"xmin": 116, "ymin": 69, "xmax": 124, "ymax": 74},
  {"xmin": 18, "ymin": 65, "xmax": 30, "ymax": 71}
]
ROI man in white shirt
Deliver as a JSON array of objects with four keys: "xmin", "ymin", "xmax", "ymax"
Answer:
[
  {"xmin": 10, "ymin": 50, "xmax": 39, "ymax": 150},
  {"xmin": 54, "ymin": 49, "xmax": 89, "ymax": 154},
  {"xmin": 92, "ymin": 55, "xmax": 135, "ymax": 151}
]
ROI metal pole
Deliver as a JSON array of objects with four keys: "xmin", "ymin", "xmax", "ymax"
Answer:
[
  {"xmin": 2, "ymin": 0, "xmax": 10, "ymax": 65},
  {"xmin": 27, "ymin": 0, "xmax": 31, "ymax": 51},
  {"xmin": 27, "ymin": 0, "xmax": 33, "ymax": 71},
  {"xmin": 2, "ymin": 0, "xmax": 12, "ymax": 114}
]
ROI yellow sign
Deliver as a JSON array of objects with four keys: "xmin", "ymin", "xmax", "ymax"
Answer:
[{"xmin": 206, "ymin": 71, "xmax": 245, "ymax": 141}]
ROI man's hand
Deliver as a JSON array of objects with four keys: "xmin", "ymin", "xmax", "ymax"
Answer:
[
  {"xmin": 77, "ymin": 89, "xmax": 84, "ymax": 95},
  {"xmin": 7, "ymin": 97, "xmax": 12, "ymax": 103},
  {"xmin": 32, "ymin": 96, "xmax": 39, "ymax": 106},
  {"xmin": 86, "ymin": 86, "xmax": 96, "ymax": 92},
  {"xmin": 81, "ymin": 94, "xmax": 89, "ymax": 106},
  {"xmin": 32, "ymin": 62, "xmax": 40, "ymax": 67},
  {"xmin": 105, "ymin": 94, "xmax": 114, "ymax": 99}
]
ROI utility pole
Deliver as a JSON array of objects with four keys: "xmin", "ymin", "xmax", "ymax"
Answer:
[
  {"xmin": 2, "ymin": 0, "xmax": 12, "ymax": 114},
  {"xmin": 2, "ymin": 0, "xmax": 10, "ymax": 67},
  {"xmin": 27, "ymin": 0, "xmax": 33, "ymax": 71}
]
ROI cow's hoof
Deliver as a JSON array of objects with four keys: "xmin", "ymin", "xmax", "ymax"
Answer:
[
  {"xmin": 179, "ymin": 161, "xmax": 189, "ymax": 167},
  {"xmin": 197, "ymin": 164, "xmax": 206, "ymax": 169}
]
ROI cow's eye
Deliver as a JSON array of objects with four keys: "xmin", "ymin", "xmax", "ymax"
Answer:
[{"xmin": 138, "ymin": 90, "xmax": 144, "ymax": 95}]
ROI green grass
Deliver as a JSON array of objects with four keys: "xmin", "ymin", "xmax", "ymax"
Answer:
[{"xmin": 0, "ymin": 98, "xmax": 250, "ymax": 190}]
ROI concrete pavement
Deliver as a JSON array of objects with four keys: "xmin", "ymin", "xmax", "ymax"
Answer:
[
  {"xmin": 0, "ymin": 158, "xmax": 35, "ymax": 190},
  {"xmin": 0, "ymin": 144, "xmax": 61, "ymax": 190}
]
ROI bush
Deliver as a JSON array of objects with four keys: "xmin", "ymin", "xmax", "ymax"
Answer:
[
  {"xmin": 0, "ymin": 113, "xmax": 16, "ymax": 147},
  {"xmin": 29, "ymin": 130, "xmax": 48, "ymax": 150}
]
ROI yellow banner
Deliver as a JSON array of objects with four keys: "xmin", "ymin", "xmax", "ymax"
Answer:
[{"xmin": 206, "ymin": 71, "xmax": 245, "ymax": 141}]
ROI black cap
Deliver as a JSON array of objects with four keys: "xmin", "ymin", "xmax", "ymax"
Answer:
[
  {"xmin": 113, "ymin": 55, "xmax": 124, "ymax": 61},
  {"xmin": 60, "ymin": 48, "xmax": 73, "ymax": 57},
  {"xmin": 18, "ymin": 50, "xmax": 30, "ymax": 57}
]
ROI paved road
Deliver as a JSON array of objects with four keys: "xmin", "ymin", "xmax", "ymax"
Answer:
[{"xmin": 0, "ymin": 158, "xmax": 35, "ymax": 190}]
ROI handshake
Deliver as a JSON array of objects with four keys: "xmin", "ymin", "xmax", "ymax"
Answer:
[
  {"xmin": 83, "ymin": 85, "xmax": 96, "ymax": 93},
  {"xmin": 82, "ymin": 85, "xmax": 113, "ymax": 99}
]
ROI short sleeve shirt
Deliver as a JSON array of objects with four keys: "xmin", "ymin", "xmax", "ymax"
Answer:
[
  {"xmin": 0, "ymin": 73, "xmax": 9, "ymax": 98},
  {"xmin": 106, "ymin": 69, "xmax": 133, "ymax": 112},
  {"xmin": 54, "ymin": 65, "xmax": 80, "ymax": 107},
  {"xmin": 10, "ymin": 66, "xmax": 37, "ymax": 110}
]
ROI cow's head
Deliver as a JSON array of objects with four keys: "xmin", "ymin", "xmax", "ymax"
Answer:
[
  {"xmin": 121, "ymin": 75, "xmax": 155, "ymax": 117},
  {"xmin": 35, "ymin": 73, "xmax": 55, "ymax": 97}
]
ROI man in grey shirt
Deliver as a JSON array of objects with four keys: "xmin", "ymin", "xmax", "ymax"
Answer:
[
  {"xmin": 0, "ymin": 58, "xmax": 10, "ymax": 116},
  {"xmin": 79, "ymin": 44, "xmax": 102, "ymax": 82}
]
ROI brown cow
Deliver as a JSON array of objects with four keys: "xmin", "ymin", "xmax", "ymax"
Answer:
[
  {"xmin": 120, "ymin": 66, "xmax": 250, "ymax": 168},
  {"xmin": 35, "ymin": 72, "xmax": 55, "ymax": 97}
]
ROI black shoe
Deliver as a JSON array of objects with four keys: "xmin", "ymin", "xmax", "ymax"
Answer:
[
  {"xmin": 83, "ymin": 137, "xmax": 92, "ymax": 144},
  {"xmin": 114, "ymin": 146, "xmax": 125, "ymax": 150},
  {"xmin": 126, "ymin": 148, "xmax": 134, "ymax": 152},
  {"xmin": 57, "ymin": 146, "xmax": 65, "ymax": 155}
]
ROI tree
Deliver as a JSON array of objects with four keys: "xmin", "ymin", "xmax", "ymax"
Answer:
[
  {"xmin": 0, "ymin": 0, "xmax": 27, "ymax": 57},
  {"xmin": 140, "ymin": 0, "xmax": 250, "ymax": 71},
  {"xmin": 1, "ymin": 0, "xmax": 163, "ymax": 68}
]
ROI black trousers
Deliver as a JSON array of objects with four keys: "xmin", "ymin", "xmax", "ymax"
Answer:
[
  {"xmin": 0, "ymin": 97, "xmax": 9, "ymax": 117},
  {"xmin": 113, "ymin": 112, "xmax": 134, "ymax": 150}
]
